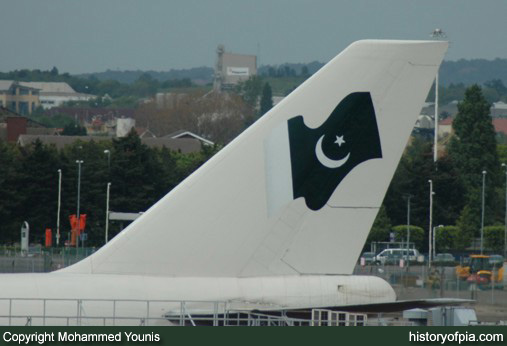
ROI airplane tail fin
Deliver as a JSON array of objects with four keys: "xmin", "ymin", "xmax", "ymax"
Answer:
[{"xmin": 62, "ymin": 40, "xmax": 447, "ymax": 277}]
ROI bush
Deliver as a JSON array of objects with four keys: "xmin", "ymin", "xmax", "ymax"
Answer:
[
  {"xmin": 484, "ymin": 225, "xmax": 505, "ymax": 253},
  {"xmin": 392, "ymin": 225, "xmax": 424, "ymax": 250},
  {"xmin": 435, "ymin": 226, "xmax": 459, "ymax": 252}
]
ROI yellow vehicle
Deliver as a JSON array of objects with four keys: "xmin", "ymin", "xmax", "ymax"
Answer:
[{"xmin": 455, "ymin": 255, "xmax": 504, "ymax": 285}]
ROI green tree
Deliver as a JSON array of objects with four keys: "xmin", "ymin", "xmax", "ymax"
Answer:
[
  {"xmin": 259, "ymin": 82, "xmax": 273, "ymax": 116},
  {"xmin": 236, "ymin": 76, "xmax": 262, "ymax": 108},
  {"xmin": 449, "ymin": 85, "xmax": 499, "ymax": 196},
  {"xmin": 15, "ymin": 140, "xmax": 61, "ymax": 243},
  {"xmin": 301, "ymin": 65, "xmax": 309, "ymax": 77},
  {"xmin": 131, "ymin": 73, "xmax": 159, "ymax": 97},
  {"xmin": 0, "ymin": 141, "xmax": 22, "ymax": 242},
  {"xmin": 110, "ymin": 130, "xmax": 165, "ymax": 214},
  {"xmin": 392, "ymin": 225, "xmax": 425, "ymax": 250},
  {"xmin": 448, "ymin": 85, "xmax": 500, "ymax": 237},
  {"xmin": 455, "ymin": 205, "xmax": 476, "ymax": 251},
  {"xmin": 434, "ymin": 226, "xmax": 459, "ymax": 252},
  {"xmin": 62, "ymin": 124, "xmax": 87, "ymax": 136},
  {"xmin": 484, "ymin": 225, "xmax": 504, "ymax": 253},
  {"xmin": 0, "ymin": 131, "xmax": 222, "ymax": 245},
  {"xmin": 365, "ymin": 205, "xmax": 392, "ymax": 248}
]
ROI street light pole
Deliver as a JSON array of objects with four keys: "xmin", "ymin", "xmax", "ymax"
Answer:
[
  {"xmin": 56, "ymin": 169, "xmax": 62, "ymax": 247},
  {"xmin": 104, "ymin": 150, "xmax": 111, "ymax": 171},
  {"xmin": 434, "ymin": 70, "xmax": 439, "ymax": 162},
  {"xmin": 105, "ymin": 182, "xmax": 111, "ymax": 244},
  {"xmin": 502, "ymin": 163, "xmax": 507, "ymax": 258},
  {"xmin": 481, "ymin": 170, "xmax": 487, "ymax": 255},
  {"xmin": 76, "ymin": 160, "xmax": 84, "ymax": 249},
  {"xmin": 433, "ymin": 224, "xmax": 444, "ymax": 257},
  {"xmin": 406, "ymin": 194, "xmax": 412, "ymax": 269},
  {"xmin": 430, "ymin": 28, "xmax": 446, "ymax": 163},
  {"xmin": 428, "ymin": 180, "xmax": 434, "ymax": 267}
]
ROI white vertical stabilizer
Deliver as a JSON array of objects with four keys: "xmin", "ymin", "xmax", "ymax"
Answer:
[{"xmin": 62, "ymin": 40, "xmax": 447, "ymax": 277}]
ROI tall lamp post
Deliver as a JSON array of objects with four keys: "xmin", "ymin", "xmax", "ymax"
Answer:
[
  {"xmin": 105, "ymin": 182, "xmax": 111, "ymax": 244},
  {"xmin": 76, "ymin": 160, "xmax": 84, "ymax": 249},
  {"xmin": 481, "ymin": 170, "xmax": 487, "ymax": 255},
  {"xmin": 502, "ymin": 163, "xmax": 507, "ymax": 258},
  {"xmin": 433, "ymin": 224, "xmax": 444, "ymax": 257},
  {"xmin": 430, "ymin": 28, "xmax": 446, "ymax": 163},
  {"xmin": 56, "ymin": 169, "xmax": 62, "ymax": 247},
  {"xmin": 428, "ymin": 180, "xmax": 434, "ymax": 267},
  {"xmin": 104, "ymin": 150, "xmax": 111, "ymax": 171},
  {"xmin": 405, "ymin": 194, "xmax": 413, "ymax": 269}
]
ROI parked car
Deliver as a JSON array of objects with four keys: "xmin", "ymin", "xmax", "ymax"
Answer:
[
  {"xmin": 489, "ymin": 255, "xmax": 504, "ymax": 267},
  {"xmin": 360, "ymin": 252, "xmax": 376, "ymax": 265},
  {"xmin": 433, "ymin": 253, "xmax": 456, "ymax": 266},
  {"xmin": 374, "ymin": 248, "xmax": 420, "ymax": 265}
]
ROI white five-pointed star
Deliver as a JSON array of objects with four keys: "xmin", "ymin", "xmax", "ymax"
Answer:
[{"xmin": 335, "ymin": 135, "xmax": 346, "ymax": 147}]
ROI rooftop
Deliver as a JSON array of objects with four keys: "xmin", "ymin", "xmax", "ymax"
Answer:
[{"xmin": 16, "ymin": 134, "xmax": 202, "ymax": 153}]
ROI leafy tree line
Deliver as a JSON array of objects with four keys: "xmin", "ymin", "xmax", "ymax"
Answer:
[
  {"xmin": 0, "ymin": 131, "xmax": 219, "ymax": 247},
  {"xmin": 1, "ymin": 82, "xmax": 505, "ymax": 255},
  {"xmin": 77, "ymin": 67, "xmax": 214, "ymax": 84},
  {"xmin": 0, "ymin": 68, "xmax": 195, "ymax": 101},
  {"xmin": 258, "ymin": 61, "xmax": 324, "ymax": 77},
  {"xmin": 367, "ymin": 85, "xmax": 505, "ymax": 254},
  {"xmin": 427, "ymin": 79, "xmax": 507, "ymax": 105},
  {"xmin": 440, "ymin": 58, "xmax": 507, "ymax": 86}
]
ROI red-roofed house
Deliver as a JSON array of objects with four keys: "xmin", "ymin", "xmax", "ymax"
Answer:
[
  {"xmin": 438, "ymin": 117, "xmax": 454, "ymax": 137},
  {"xmin": 438, "ymin": 117, "xmax": 507, "ymax": 137},
  {"xmin": 493, "ymin": 118, "xmax": 507, "ymax": 135}
]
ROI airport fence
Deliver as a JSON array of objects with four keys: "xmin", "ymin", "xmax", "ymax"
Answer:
[
  {"xmin": 354, "ymin": 261, "xmax": 507, "ymax": 307},
  {"xmin": 0, "ymin": 246, "xmax": 96, "ymax": 273}
]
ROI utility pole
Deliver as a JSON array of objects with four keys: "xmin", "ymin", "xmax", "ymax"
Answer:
[
  {"xmin": 481, "ymin": 170, "xmax": 487, "ymax": 254},
  {"xmin": 105, "ymin": 182, "xmax": 111, "ymax": 244},
  {"xmin": 502, "ymin": 163, "xmax": 507, "ymax": 259},
  {"xmin": 76, "ymin": 160, "xmax": 84, "ymax": 251},
  {"xmin": 428, "ymin": 180, "xmax": 434, "ymax": 267},
  {"xmin": 56, "ymin": 169, "xmax": 62, "ymax": 247},
  {"xmin": 406, "ymin": 194, "xmax": 413, "ymax": 270}
]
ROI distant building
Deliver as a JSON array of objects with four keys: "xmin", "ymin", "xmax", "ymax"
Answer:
[
  {"xmin": 0, "ymin": 81, "xmax": 95, "ymax": 113},
  {"xmin": 491, "ymin": 101, "xmax": 507, "ymax": 117},
  {"xmin": 414, "ymin": 114, "xmax": 434, "ymax": 130},
  {"xmin": 438, "ymin": 117, "xmax": 453, "ymax": 137},
  {"xmin": 21, "ymin": 82, "xmax": 95, "ymax": 109},
  {"xmin": 136, "ymin": 128, "xmax": 157, "ymax": 138},
  {"xmin": 155, "ymin": 92, "xmax": 187, "ymax": 109},
  {"xmin": 0, "ymin": 81, "xmax": 40, "ymax": 115},
  {"xmin": 166, "ymin": 130, "xmax": 214, "ymax": 146},
  {"xmin": 46, "ymin": 107, "xmax": 135, "ymax": 136},
  {"xmin": 140, "ymin": 137, "xmax": 202, "ymax": 153},
  {"xmin": 46, "ymin": 107, "xmax": 135, "ymax": 123},
  {"xmin": 420, "ymin": 101, "xmax": 459, "ymax": 119},
  {"xmin": 0, "ymin": 107, "xmax": 56, "ymax": 142},
  {"xmin": 492, "ymin": 118, "xmax": 507, "ymax": 135},
  {"xmin": 213, "ymin": 45, "xmax": 257, "ymax": 91},
  {"xmin": 116, "ymin": 118, "xmax": 136, "ymax": 137},
  {"xmin": 17, "ymin": 134, "xmax": 202, "ymax": 153},
  {"xmin": 438, "ymin": 117, "xmax": 507, "ymax": 136}
]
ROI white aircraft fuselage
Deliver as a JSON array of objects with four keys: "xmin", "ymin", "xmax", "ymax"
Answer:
[{"xmin": 0, "ymin": 273, "xmax": 394, "ymax": 325}]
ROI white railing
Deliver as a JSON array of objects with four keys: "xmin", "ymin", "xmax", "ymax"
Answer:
[{"xmin": 0, "ymin": 298, "xmax": 415, "ymax": 326}]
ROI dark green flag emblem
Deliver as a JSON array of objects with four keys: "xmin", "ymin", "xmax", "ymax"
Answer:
[{"xmin": 288, "ymin": 92, "xmax": 382, "ymax": 211}]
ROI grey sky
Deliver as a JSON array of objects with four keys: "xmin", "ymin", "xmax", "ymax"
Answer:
[{"xmin": 1, "ymin": 0, "xmax": 506, "ymax": 74}]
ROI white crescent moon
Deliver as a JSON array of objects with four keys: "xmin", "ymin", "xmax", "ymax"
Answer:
[{"xmin": 315, "ymin": 135, "xmax": 350, "ymax": 169}]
